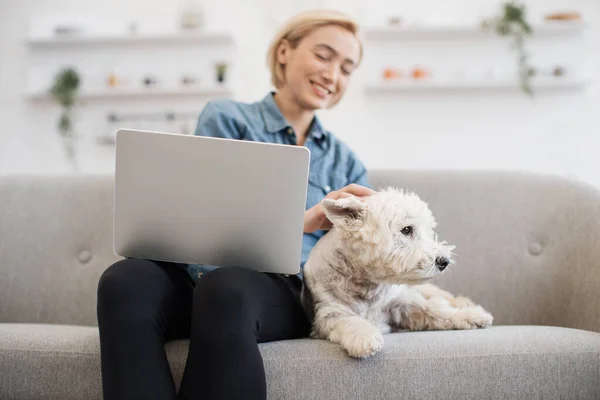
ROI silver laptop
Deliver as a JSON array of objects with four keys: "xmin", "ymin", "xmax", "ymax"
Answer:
[{"xmin": 113, "ymin": 129, "xmax": 310, "ymax": 275}]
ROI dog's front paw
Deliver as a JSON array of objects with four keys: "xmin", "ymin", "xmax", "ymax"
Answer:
[
  {"xmin": 451, "ymin": 296, "xmax": 476, "ymax": 309},
  {"xmin": 338, "ymin": 320, "xmax": 384, "ymax": 358},
  {"xmin": 451, "ymin": 306, "xmax": 493, "ymax": 329}
]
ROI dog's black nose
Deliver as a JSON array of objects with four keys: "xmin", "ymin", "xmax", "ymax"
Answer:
[{"xmin": 436, "ymin": 257, "xmax": 450, "ymax": 271}]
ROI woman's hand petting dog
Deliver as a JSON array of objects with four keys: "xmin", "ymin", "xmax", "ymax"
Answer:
[{"xmin": 303, "ymin": 184, "xmax": 376, "ymax": 233}]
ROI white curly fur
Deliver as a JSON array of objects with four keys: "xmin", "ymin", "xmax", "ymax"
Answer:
[{"xmin": 302, "ymin": 188, "xmax": 493, "ymax": 358}]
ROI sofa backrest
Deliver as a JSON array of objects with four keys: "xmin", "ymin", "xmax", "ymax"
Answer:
[
  {"xmin": 1, "ymin": 171, "xmax": 599, "ymax": 331},
  {"xmin": 0, "ymin": 175, "xmax": 121, "ymax": 326}
]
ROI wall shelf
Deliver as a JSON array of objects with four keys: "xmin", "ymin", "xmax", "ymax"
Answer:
[
  {"xmin": 364, "ymin": 22, "xmax": 586, "ymax": 40},
  {"xmin": 26, "ymin": 32, "xmax": 234, "ymax": 47},
  {"xmin": 365, "ymin": 78, "xmax": 587, "ymax": 92},
  {"xmin": 26, "ymin": 86, "xmax": 233, "ymax": 100}
]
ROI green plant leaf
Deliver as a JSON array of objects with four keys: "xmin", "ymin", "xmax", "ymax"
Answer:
[
  {"xmin": 50, "ymin": 67, "xmax": 80, "ymax": 107},
  {"xmin": 483, "ymin": 1, "xmax": 535, "ymax": 96}
]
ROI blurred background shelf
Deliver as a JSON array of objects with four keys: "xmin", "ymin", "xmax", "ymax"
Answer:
[
  {"xmin": 365, "ymin": 78, "xmax": 587, "ymax": 92},
  {"xmin": 26, "ymin": 86, "xmax": 233, "ymax": 100},
  {"xmin": 26, "ymin": 32, "xmax": 235, "ymax": 47},
  {"xmin": 364, "ymin": 22, "xmax": 586, "ymax": 40}
]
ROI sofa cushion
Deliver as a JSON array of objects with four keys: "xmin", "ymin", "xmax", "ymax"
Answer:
[
  {"xmin": 1, "ymin": 324, "xmax": 598, "ymax": 399},
  {"xmin": 0, "ymin": 324, "xmax": 101, "ymax": 399}
]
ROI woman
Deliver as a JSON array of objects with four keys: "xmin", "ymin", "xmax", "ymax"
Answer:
[{"xmin": 97, "ymin": 9, "xmax": 375, "ymax": 400}]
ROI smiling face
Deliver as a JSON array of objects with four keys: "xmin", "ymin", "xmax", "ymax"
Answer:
[
  {"xmin": 322, "ymin": 189, "xmax": 456, "ymax": 285},
  {"xmin": 275, "ymin": 24, "xmax": 361, "ymax": 110}
]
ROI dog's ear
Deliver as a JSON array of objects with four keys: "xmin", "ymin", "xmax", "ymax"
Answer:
[{"xmin": 321, "ymin": 196, "xmax": 365, "ymax": 226}]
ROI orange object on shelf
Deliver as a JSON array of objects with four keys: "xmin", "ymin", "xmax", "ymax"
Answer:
[
  {"xmin": 411, "ymin": 67, "xmax": 430, "ymax": 79},
  {"xmin": 107, "ymin": 73, "xmax": 118, "ymax": 87},
  {"xmin": 544, "ymin": 11, "xmax": 582, "ymax": 21},
  {"xmin": 383, "ymin": 67, "xmax": 394, "ymax": 80},
  {"xmin": 383, "ymin": 67, "xmax": 401, "ymax": 80}
]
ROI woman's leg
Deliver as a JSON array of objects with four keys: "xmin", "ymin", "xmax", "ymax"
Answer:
[
  {"xmin": 177, "ymin": 267, "xmax": 310, "ymax": 400},
  {"xmin": 97, "ymin": 258, "xmax": 195, "ymax": 400}
]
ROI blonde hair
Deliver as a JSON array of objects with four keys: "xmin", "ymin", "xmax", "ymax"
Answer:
[{"xmin": 267, "ymin": 9, "xmax": 363, "ymax": 90}]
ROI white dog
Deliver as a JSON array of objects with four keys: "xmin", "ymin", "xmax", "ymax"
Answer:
[{"xmin": 302, "ymin": 188, "xmax": 493, "ymax": 359}]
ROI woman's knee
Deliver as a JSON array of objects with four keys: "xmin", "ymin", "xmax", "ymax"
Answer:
[
  {"xmin": 193, "ymin": 267, "xmax": 260, "ymax": 314},
  {"xmin": 97, "ymin": 258, "xmax": 179, "ymax": 315},
  {"xmin": 98, "ymin": 259, "xmax": 149, "ymax": 302}
]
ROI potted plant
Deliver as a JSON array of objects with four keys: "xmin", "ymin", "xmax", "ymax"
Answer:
[
  {"xmin": 481, "ymin": 1, "xmax": 534, "ymax": 96},
  {"xmin": 215, "ymin": 62, "xmax": 228, "ymax": 84},
  {"xmin": 49, "ymin": 67, "xmax": 80, "ymax": 171}
]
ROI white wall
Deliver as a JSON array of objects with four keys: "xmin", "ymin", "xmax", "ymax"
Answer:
[{"xmin": 1, "ymin": 0, "xmax": 598, "ymax": 187}]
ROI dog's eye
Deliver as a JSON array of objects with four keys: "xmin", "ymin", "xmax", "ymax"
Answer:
[{"xmin": 401, "ymin": 226, "xmax": 413, "ymax": 236}]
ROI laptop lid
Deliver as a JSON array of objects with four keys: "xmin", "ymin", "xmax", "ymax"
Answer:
[{"xmin": 113, "ymin": 129, "xmax": 310, "ymax": 275}]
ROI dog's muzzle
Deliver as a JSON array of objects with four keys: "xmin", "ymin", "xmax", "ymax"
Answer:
[{"xmin": 435, "ymin": 257, "xmax": 450, "ymax": 271}]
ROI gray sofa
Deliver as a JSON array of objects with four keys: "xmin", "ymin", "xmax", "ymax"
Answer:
[{"xmin": 1, "ymin": 171, "xmax": 599, "ymax": 399}]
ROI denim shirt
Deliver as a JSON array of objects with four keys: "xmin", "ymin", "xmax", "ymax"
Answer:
[{"xmin": 186, "ymin": 92, "xmax": 370, "ymax": 282}]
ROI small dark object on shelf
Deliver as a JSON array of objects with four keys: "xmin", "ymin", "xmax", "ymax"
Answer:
[
  {"xmin": 143, "ymin": 76, "xmax": 158, "ymax": 86},
  {"xmin": 387, "ymin": 16, "xmax": 402, "ymax": 26},
  {"xmin": 553, "ymin": 66, "xmax": 566, "ymax": 77},
  {"xmin": 107, "ymin": 112, "xmax": 120, "ymax": 123},
  {"xmin": 54, "ymin": 25, "xmax": 83, "ymax": 36},
  {"xmin": 181, "ymin": 75, "xmax": 197, "ymax": 85}
]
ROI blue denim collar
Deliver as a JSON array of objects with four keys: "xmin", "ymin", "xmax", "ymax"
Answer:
[{"xmin": 259, "ymin": 92, "xmax": 326, "ymax": 140}]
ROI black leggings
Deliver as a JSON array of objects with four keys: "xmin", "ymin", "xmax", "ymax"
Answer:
[{"xmin": 96, "ymin": 258, "xmax": 311, "ymax": 400}]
